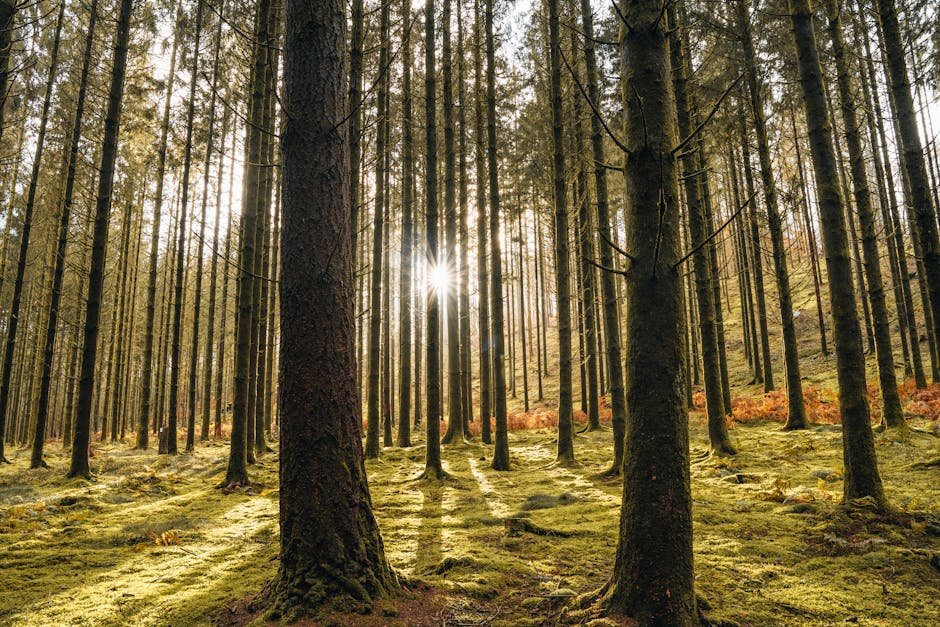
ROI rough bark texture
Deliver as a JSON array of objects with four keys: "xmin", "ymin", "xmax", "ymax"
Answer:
[
  {"xmin": 596, "ymin": 1, "xmax": 696, "ymax": 623},
  {"xmin": 789, "ymin": 0, "xmax": 886, "ymax": 507},
  {"xmin": 267, "ymin": 0, "xmax": 399, "ymax": 618}
]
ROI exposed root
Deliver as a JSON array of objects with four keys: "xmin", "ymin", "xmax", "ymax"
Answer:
[{"xmin": 503, "ymin": 516, "xmax": 577, "ymax": 537}]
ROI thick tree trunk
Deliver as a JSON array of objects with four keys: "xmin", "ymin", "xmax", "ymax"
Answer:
[
  {"xmin": 596, "ymin": 1, "xmax": 695, "ymax": 622},
  {"xmin": 788, "ymin": 0, "xmax": 886, "ymax": 507},
  {"xmin": 266, "ymin": 0, "xmax": 399, "ymax": 617}
]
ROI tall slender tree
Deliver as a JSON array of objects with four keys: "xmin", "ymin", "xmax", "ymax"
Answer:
[
  {"xmin": 68, "ymin": 0, "xmax": 135, "ymax": 479},
  {"xmin": 788, "ymin": 0, "xmax": 886, "ymax": 507}
]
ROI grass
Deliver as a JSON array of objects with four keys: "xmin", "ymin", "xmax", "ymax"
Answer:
[{"xmin": 1, "ymin": 407, "xmax": 937, "ymax": 626}]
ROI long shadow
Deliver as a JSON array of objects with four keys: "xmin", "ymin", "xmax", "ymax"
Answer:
[
  {"xmin": 5, "ymin": 480, "xmax": 271, "ymax": 623},
  {"xmin": 413, "ymin": 483, "xmax": 444, "ymax": 575}
]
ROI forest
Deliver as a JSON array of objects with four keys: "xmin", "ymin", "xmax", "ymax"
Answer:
[{"xmin": 0, "ymin": 0, "xmax": 938, "ymax": 624}]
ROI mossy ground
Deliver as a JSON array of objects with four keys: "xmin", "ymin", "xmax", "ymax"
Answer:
[{"xmin": 1, "ymin": 411, "xmax": 937, "ymax": 626}]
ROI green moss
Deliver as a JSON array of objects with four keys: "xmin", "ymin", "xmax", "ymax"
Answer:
[{"xmin": 1, "ymin": 412, "xmax": 937, "ymax": 625}]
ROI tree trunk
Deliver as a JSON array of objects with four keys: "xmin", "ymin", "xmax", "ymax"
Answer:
[
  {"xmin": 68, "ymin": 0, "xmax": 134, "ymax": 479},
  {"xmin": 875, "ymin": 0, "xmax": 940, "ymax": 381},
  {"xmin": 670, "ymin": 5, "xmax": 735, "ymax": 456},
  {"xmin": 137, "ymin": 8, "xmax": 181, "ymax": 449},
  {"xmin": 365, "ymin": 0, "xmax": 390, "ymax": 459},
  {"xmin": 824, "ymin": 0, "xmax": 903, "ymax": 429},
  {"xmin": 788, "ymin": 0, "xmax": 886, "ymax": 507},
  {"xmin": 486, "ymin": 0, "xmax": 509, "ymax": 470},
  {"xmin": 397, "ymin": 0, "xmax": 415, "ymax": 448},
  {"xmin": 224, "ymin": 0, "xmax": 272, "ymax": 486},
  {"xmin": 579, "ymin": 0, "xmax": 626, "ymax": 473},
  {"xmin": 596, "ymin": 0, "xmax": 695, "ymax": 621},
  {"xmin": 736, "ymin": 0, "xmax": 807, "ymax": 429},
  {"xmin": 547, "ymin": 0, "xmax": 574, "ymax": 465},
  {"xmin": 27, "ymin": 0, "xmax": 69, "ymax": 467},
  {"xmin": 422, "ymin": 0, "xmax": 445, "ymax": 479},
  {"xmin": 442, "ymin": 0, "xmax": 465, "ymax": 445},
  {"xmin": 472, "ymin": 0, "xmax": 492, "ymax": 444},
  {"xmin": 266, "ymin": 0, "xmax": 399, "ymax": 616}
]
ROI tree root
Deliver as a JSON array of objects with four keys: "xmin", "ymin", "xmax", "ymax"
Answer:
[{"xmin": 503, "ymin": 516, "xmax": 577, "ymax": 537}]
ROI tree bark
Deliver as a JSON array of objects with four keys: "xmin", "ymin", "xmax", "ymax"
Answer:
[
  {"xmin": 596, "ymin": 1, "xmax": 695, "ymax": 622},
  {"xmin": 547, "ymin": 0, "xmax": 574, "ymax": 464},
  {"xmin": 266, "ymin": 0, "xmax": 399, "ymax": 617},
  {"xmin": 875, "ymin": 0, "xmax": 940, "ymax": 383},
  {"xmin": 788, "ymin": 0, "xmax": 886, "ymax": 507},
  {"xmin": 68, "ymin": 0, "xmax": 135, "ymax": 479}
]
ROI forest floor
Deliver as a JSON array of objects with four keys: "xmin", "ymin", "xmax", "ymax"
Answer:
[{"xmin": 1, "ymin": 407, "xmax": 938, "ymax": 626}]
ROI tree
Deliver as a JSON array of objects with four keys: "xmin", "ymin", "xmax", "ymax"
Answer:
[
  {"xmin": 486, "ymin": 0, "xmax": 509, "ymax": 471},
  {"xmin": 365, "ymin": 0, "xmax": 390, "ymax": 459},
  {"xmin": 68, "ymin": 0, "xmax": 135, "ymax": 479},
  {"xmin": 823, "ymin": 0, "xmax": 903, "ymax": 430},
  {"xmin": 735, "ymin": 0, "xmax": 807, "ymax": 430},
  {"xmin": 422, "ymin": 0, "xmax": 445, "ymax": 480},
  {"xmin": 224, "ymin": 0, "xmax": 272, "ymax": 487},
  {"xmin": 547, "ymin": 0, "xmax": 574, "ymax": 464},
  {"xmin": 874, "ymin": 0, "xmax": 940, "ymax": 367},
  {"xmin": 442, "ymin": 0, "xmax": 465, "ymax": 445},
  {"xmin": 265, "ymin": 0, "xmax": 399, "ymax": 617},
  {"xmin": 137, "ymin": 10, "xmax": 182, "ymax": 449},
  {"xmin": 670, "ymin": 4, "xmax": 735, "ymax": 457},
  {"xmin": 788, "ymin": 0, "xmax": 886, "ymax": 507},
  {"xmin": 593, "ymin": 0, "xmax": 696, "ymax": 622},
  {"xmin": 579, "ymin": 0, "xmax": 627, "ymax": 474}
]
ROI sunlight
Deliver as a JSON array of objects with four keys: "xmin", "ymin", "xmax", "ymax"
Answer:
[{"xmin": 427, "ymin": 261, "xmax": 451, "ymax": 294}]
